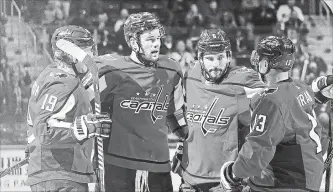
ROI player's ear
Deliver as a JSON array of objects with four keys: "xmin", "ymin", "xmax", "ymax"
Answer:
[
  {"xmin": 130, "ymin": 37, "xmax": 139, "ymax": 52},
  {"xmin": 258, "ymin": 58, "xmax": 269, "ymax": 74},
  {"xmin": 227, "ymin": 51, "xmax": 232, "ymax": 63}
]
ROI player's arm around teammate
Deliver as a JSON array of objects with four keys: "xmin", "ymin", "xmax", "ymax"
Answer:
[
  {"xmin": 25, "ymin": 25, "xmax": 112, "ymax": 192},
  {"xmin": 171, "ymin": 28, "xmax": 267, "ymax": 192},
  {"xmin": 221, "ymin": 36, "xmax": 325, "ymax": 192}
]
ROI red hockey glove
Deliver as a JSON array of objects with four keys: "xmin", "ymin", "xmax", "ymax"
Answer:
[
  {"xmin": 179, "ymin": 182, "xmax": 196, "ymax": 192},
  {"xmin": 220, "ymin": 161, "xmax": 243, "ymax": 192},
  {"xmin": 312, "ymin": 75, "xmax": 333, "ymax": 104},
  {"xmin": 171, "ymin": 141, "xmax": 184, "ymax": 174},
  {"xmin": 72, "ymin": 113, "xmax": 112, "ymax": 142},
  {"xmin": 173, "ymin": 125, "xmax": 189, "ymax": 141}
]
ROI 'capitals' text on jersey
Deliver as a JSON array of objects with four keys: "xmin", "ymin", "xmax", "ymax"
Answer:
[{"xmin": 180, "ymin": 63, "xmax": 266, "ymax": 185}]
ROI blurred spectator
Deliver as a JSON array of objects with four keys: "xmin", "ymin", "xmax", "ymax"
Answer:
[
  {"xmin": 114, "ymin": 9, "xmax": 131, "ymax": 55},
  {"xmin": 185, "ymin": 38, "xmax": 196, "ymax": 57},
  {"xmin": 21, "ymin": 5, "xmax": 30, "ymax": 23},
  {"xmin": 90, "ymin": 0, "xmax": 104, "ymax": 17},
  {"xmin": 42, "ymin": 0, "xmax": 65, "ymax": 25},
  {"xmin": 43, "ymin": 3, "xmax": 57, "ymax": 24},
  {"xmin": 39, "ymin": 27, "xmax": 50, "ymax": 54},
  {"xmin": 170, "ymin": 40, "xmax": 195, "ymax": 74},
  {"xmin": 220, "ymin": 0, "xmax": 240, "ymax": 12},
  {"xmin": 317, "ymin": 103, "xmax": 330, "ymax": 129},
  {"xmin": 20, "ymin": 63, "xmax": 32, "ymax": 115},
  {"xmin": 23, "ymin": 63, "xmax": 32, "ymax": 88},
  {"xmin": 160, "ymin": 34, "xmax": 174, "ymax": 56},
  {"xmin": 169, "ymin": 0, "xmax": 188, "ymax": 26},
  {"xmin": 252, "ymin": 0, "xmax": 277, "ymax": 45},
  {"xmin": 79, "ymin": 0, "xmax": 91, "ymax": 16},
  {"xmin": 158, "ymin": 1, "xmax": 174, "ymax": 26},
  {"xmin": 270, "ymin": 0, "xmax": 281, "ymax": 10},
  {"xmin": 241, "ymin": 0, "xmax": 260, "ymax": 11},
  {"xmin": 61, "ymin": 0, "xmax": 71, "ymax": 19},
  {"xmin": 53, "ymin": 0, "xmax": 65, "ymax": 22},
  {"xmin": 221, "ymin": 11, "xmax": 237, "ymax": 29},
  {"xmin": 235, "ymin": 30, "xmax": 251, "ymax": 53},
  {"xmin": 204, "ymin": 0, "xmax": 222, "ymax": 28},
  {"xmin": 307, "ymin": 55, "xmax": 328, "ymax": 76},
  {"xmin": 0, "ymin": 12, "xmax": 8, "ymax": 26},
  {"xmin": 284, "ymin": 10, "xmax": 309, "ymax": 44},
  {"xmin": 187, "ymin": 16, "xmax": 204, "ymax": 42},
  {"xmin": 277, "ymin": 0, "xmax": 304, "ymax": 31},
  {"xmin": 97, "ymin": 9, "xmax": 108, "ymax": 31},
  {"xmin": 236, "ymin": 12, "xmax": 254, "ymax": 39},
  {"xmin": 185, "ymin": 3, "xmax": 204, "ymax": 26},
  {"xmin": 0, "ymin": 37, "xmax": 6, "ymax": 61},
  {"xmin": 0, "ymin": 72, "xmax": 4, "ymax": 114},
  {"xmin": 114, "ymin": 9, "xmax": 129, "ymax": 33},
  {"xmin": 70, "ymin": 9, "xmax": 91, "ymax": 27},
  {"xmin": 13, "ymin": 76, "xmax": 22, "ymax": 115}
]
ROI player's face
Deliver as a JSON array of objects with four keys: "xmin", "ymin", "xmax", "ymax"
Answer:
[
  {"xmin": 202, "ymin": 52, "xmax": 229, "ymax": 79},
  {"xmin": 139, "ymin": 28, "xmax": 161, "ymax": 62}
]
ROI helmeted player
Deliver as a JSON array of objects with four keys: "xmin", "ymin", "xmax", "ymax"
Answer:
[
  {"xmin": 91, "ymin": 12, "xmax": 188, "ymax": 191},
  {"xmin": 25, "ymin": 25, "xmax": 112, "ymax": 192},
  {"xmin": 171, "ymin": 28, "xmax": 267, "ymax": 192},
  {"xmin": 220, "ymin": 36, "xmax": 328, "ymax": 192}
]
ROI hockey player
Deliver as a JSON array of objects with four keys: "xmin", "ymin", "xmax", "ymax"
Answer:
[
  {"xmin": 220, "ymin": 36, "xmax": 327, "ymax": 192},
  {"xmin": 171, "ymin": 28, "xmax": 267, "ymax": 192},
  {"xmin": 89, "ymin": 12, "xmax": 187, "ymax": 191},
  {"xmin": 25, "ymin": 25, "xmax": 112, "ymax": 192}
]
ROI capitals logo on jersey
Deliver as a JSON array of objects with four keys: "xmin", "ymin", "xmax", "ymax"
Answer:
[
  {"xmin": 186, "ymin": 97, "xmax": 231, "ymax": 136},
  {"xmin": 120, "ymin": 85, "xmax": 169, "ymax": 123}
]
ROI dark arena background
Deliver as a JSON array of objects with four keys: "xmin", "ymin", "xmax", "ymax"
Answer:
[{"xmin": 0, "ymin": 0, "xmax": 332, "ymax": 191}]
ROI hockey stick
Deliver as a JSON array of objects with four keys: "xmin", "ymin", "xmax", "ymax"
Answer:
[
  {"xmin": 0, "ymin": 157, "xmax": 28, "ymax": 178},
  {"xmin": 300, "ymin": 44, "xmax": 309, "ymax": 81},
  {"xmin": 56, "ymin": 39, "xmax": 105, "ymax": 192},
  {"xmin": 325, "ymin": 100, "xmax": 333, "ymax": 192}
]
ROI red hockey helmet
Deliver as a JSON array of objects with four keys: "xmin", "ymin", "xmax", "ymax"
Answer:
[
  {"xmin": 197, "ymin": 28, "xmax": 231, "ymax": 54},
  {"xmin": 123, "ymin": 12, "xmax": 165, "ymax": 49},
  {"xmin": 252, "ymin": 36, "xmax": 295, "ymax": 73},
  {"xmin": 51, "ymin": 25, "xmax": 97, "ymax": 63}
]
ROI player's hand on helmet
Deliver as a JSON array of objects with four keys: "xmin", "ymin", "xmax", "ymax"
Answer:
[
  {"xmin": 72, "ymin": 113, "xmax": 112, "ymax": 142},
  {"xmin": 312, "ymin": 75, "xmax": 333, "ymax": 103},
  {"xmin": 220, "ymin": 161, "xmax": 243, "ymax": 192},
  {"xmin": 171, "ymin": 141, "xmax": 184, "ymax": 174}
]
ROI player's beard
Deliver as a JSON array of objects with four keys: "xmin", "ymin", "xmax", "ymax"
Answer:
[
  {"xmin": 208, "ymin": 67, "xmax": 223, "ymax": 80},
  {"xmin": 138, "ymin": 50, "xmax": 160, "ymax": 65},
  {"xmin": 147, "ymin": 50, "xmax": 160, "ymax": 62}
]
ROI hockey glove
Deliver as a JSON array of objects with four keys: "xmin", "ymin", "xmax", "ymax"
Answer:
[
  {"xmin": 171, "ymin": 141, "xmax": 184, "ymax": 174},
  {"xmin": 173, "ymin": 125, "xmax": 189, "ymax": 141},
  {"xmin": 209, "ymin": 184, "xmax": 229, "ymax": 192},
  {"xmin": 220, "ymin": 161, "xmax": 243, "ymax": 192},
  {"xmin": 79, "ymin": 70, "xmax": 93, "ymax": 89},
  {"xmin": 312, "ymin": 75, "xmax": 333, "ymax": 104},
  {"xmin": 179, "ymin": 182, "xmax": 196, "ymax": 192},
  {"xmin": 72, "ymin": 113, "xmax": 112, "ymax": 142}
]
